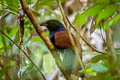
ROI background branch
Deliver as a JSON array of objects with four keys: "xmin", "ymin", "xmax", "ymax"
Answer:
[
  {"xmin": 56, "ymin": 0, "xmax": 85, "ymax": 70},
  {"xmin": 0, "ymin": 11, "xmax": 11, "ymax": 21},
  {"xmin": 0, "ymin": 30, "xmax": 46, "ymax": 80},
  {"xmin": 0, "ymin": 0, "xmax": 11, "ymax": 79}
]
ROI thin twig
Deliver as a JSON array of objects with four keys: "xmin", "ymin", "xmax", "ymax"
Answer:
[
  {"xmin": 0, "ymin": 55, "xmax": 17, "ymax": 61},
  {"xmin": 0, "ymin": 11, "xmax": 11, "ymax": 21},
  {"xmin": 24, "ymin": 32, "xmax": 34, "ymax": 45},
  {"xmin": 19, "ymin": 0, "xmax": 72, "ymax": 80},
  {"xmin": 0, "ymin": 30, "xmax": 46, "ymax": 80},
  {"xmin": 100, "ymin": 22, "xmax": 106, "ymax": 45},
  {"xmin": 56, "ymin": 1, "xmax": 86, "ymax": 80},
  {"xmin": 105, "ymin": 29, "xmax": 114, "ymax": 54},
  {"xmin": 105, "ymin": 29, "xmax": 117, "ymax": 69},
  {"xmin": 56, "ymin": 0, "xmax": 85, "ymax": 71},
  {"xmin": 57, "ymin": 0, "xmax": 85, "ymax": 76},
  {"xmin": 0, "ymin": 60, "xmax": 11, "ymax": 80},
  {"xmin": 0, "ymin": 1, "xmax": 11, "ymax": 79},
  {"xmin": 18, "ymin": 7, "xmax": 25, "ymax": 80},
  {"xmin": 65, "ymin": 14, "xmax": 104, "ymax": 54},
  {"xmin": 56, "ymin": 0, "xmax": 104, "ymax": 54}
]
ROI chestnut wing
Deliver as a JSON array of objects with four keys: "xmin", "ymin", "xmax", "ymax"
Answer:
[{"xmin": 54, "ymin": 30, "xmax": 74, "ymax": 49}]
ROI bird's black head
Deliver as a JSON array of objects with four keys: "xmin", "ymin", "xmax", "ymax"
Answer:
[{"xmin": 41, "ymin": 20, "xmax": 64, "ymax": 32}]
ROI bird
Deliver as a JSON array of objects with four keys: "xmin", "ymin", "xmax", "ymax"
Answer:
[{"xmin": 40, "ymin": 19, "xmax": 82, "ymax": 76}]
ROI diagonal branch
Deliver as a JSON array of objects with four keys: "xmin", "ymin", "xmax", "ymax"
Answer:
[
  {"xmin": 19, "ymin": 0, "xmax": 72, "ymax": 80},
  {"xmin": 0, "ymin": 30, "xmax": 46, "ymax": 80},
  {"xmin": 66, "ymin": 16, "xmax": 104, "ymax": 54},
  {"xmin": 56, "ymin": 0, "xmax": 104, "ymax": 54},
  {"xmin": 56, "ymin": 0, "xmax": 85, "ymax": 70},
  {"xmin": 0, "ymin": 11, "xmax": 11, "ymax": 22}
]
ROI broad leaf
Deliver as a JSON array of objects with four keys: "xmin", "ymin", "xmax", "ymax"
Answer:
[
  {"xmin": 74, "ymin": 4, "xmax": 104, "ymax": 26},
  {"xmin": 95, "ymin": 0, "xmax": 110, "ymax": 4},
  {"xmin": 114, "ymin": 0, "xmax": 120, "ymax": 2},
  {"xmin": 43, "ymin": 54, "xmax": 57, "ymax": 73},
  {"xmin": 32, "ymin": 36, "xmax": 41, "ymax": 42},
  {"xmin": 104, "ymin": 14, "xmax": 120, "ymax": 29},
  {"xmin": 96, "ymin": 5, "xmax": 118, "ymax": 24},
  {"xmin": 90, "ymin": 54, "xmax": 108, "ymax": 63},
  {"xmin": 90, "ymin": 63, "xmax": 109, "ymax": 73},
  {"xmin": 6, "ymin": 0, "xmax": 19, "ymax": 13},
  {"xmin": 36, "ymin": 0, "xmax": 65, "ymax": 7}
]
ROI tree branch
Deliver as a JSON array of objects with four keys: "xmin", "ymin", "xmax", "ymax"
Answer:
[
  {"xmin": 105, "ymin": 29, "xmax": 117, "ymax": 61},
  {"xmin": 19, "ymin": 0, "xmax": 72, "ymax": 80}
]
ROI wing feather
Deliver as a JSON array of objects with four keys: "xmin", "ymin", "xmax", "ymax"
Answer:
[{"xmin": 54, "ymin": 30, "xmax": 75, "ymax": 49}]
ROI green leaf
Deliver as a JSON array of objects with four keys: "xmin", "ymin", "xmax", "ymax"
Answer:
[
  {"xmin": 103, "ymin": 73, "xmax": 114, "ymax": 80},
  {"xmin": 96, "ymin": 5, "xmax": 118, "ymax": 24},
  {"xmin": 90, "ymin": 54, "xmax": 108, "ymax": 63},
  {"xmin": 43, "ymin": 54, "xmax": 56, "ymax": 73},
  {"xmin": 26, "ymin": 0, "xmax": 32, "ymax": 4},
  {"xmin": 104, "ymin": 14, "xmax": 120, "ymax": 29},
  {"xmin": 32, "ymin": 36, "xmax": 41, "ymax": 42},
  {"xmin": 90, "ymin": 63, "xmax": 109, "ymax": 73},
  {"xmin": 45, "ymin": 30, "xmax": 49, "ymax": 36},
  {"xmin": 35, "ymin": 0, "xmax": 55, "ymax": 7},
  {"xmin": 9, "ymin": 30, "xmax": 19, "ymax": 44},
  {"xmin": 9, "ymin": 27, "xmax": 18, "ymax": 37},
  {"xmin": 84, "ymin": 68, "xmax": 95, "ymax": 74},
  {"xmin": 0, "ymin": 40, "xmax": 3, "ymax": 48},
  {"xmin": 74, "ymin": 4, "xmax": 104, "ymax": 26},
  {"xmin": 0, "ymin": 69, "xmax": 5, "ymax": 79},
  {"xmin": 115, "ymin": 48, "xmax": 120, "ymax": 54},
  {"xmin": 36, "ymin": 0, "xmax": 65, "ymax": 7},
  {"xmin": 96, "ymin": 0, "xmax": 110, "ymax": 4},
  {"xmin": 113, "ymin": 0, "xmax": 120, "ymax": 2},
  {"xmin": 0, "ymin": 10, "xmax": 2, "ymax": 15},
  {"xmin": 6, "ymin": 0, "xmax": 19, "ymax": 13},
  {"xmin": 0, "ymin": 65, "xmax": 12, "ymax": 79}
]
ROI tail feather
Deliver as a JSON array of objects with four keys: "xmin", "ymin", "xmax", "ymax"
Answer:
[{"xmin": 63, "ymin": 49, "xmax": 81, "ymax": 74}]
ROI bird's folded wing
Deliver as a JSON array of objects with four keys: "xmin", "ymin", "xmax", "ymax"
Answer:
[{"xmin": 54, "ymin": 30, "xmax": 75, "ymax": 49}]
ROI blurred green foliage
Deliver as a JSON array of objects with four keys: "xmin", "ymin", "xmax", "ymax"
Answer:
[
  {"xmin": 0, "ymin": 0, "xmax": 120, "ymax": 80},
  {"xmin": 74, "ymin": 0, "xmax": 120, "ymax": 29}
]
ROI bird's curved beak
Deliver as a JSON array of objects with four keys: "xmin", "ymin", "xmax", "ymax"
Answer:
[{"xmin": 40, "ymin": 23, "xmax": 48, "ymax": 31}]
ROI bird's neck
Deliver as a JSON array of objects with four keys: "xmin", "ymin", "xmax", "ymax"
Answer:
[{"xmin": 50, "ymin": 26, "xmax": 65, "ymax": 39}]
